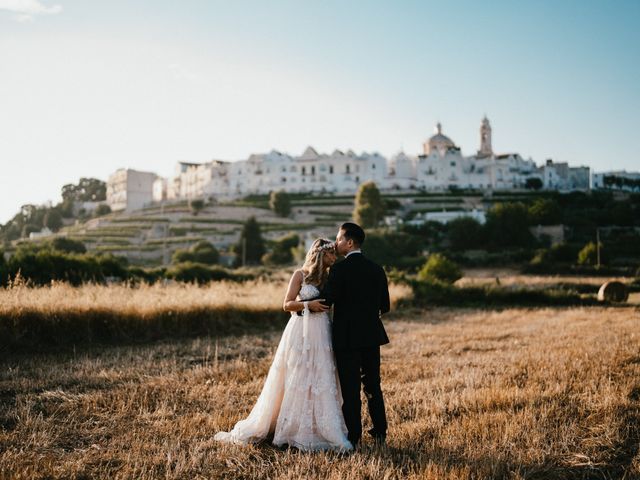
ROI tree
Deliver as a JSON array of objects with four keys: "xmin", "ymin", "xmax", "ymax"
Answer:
[
  {"xmin": 353, "ymin": 181, "xmax": 385, "ymax": 228},
  {"xmin": 189, "ymin": 199, "xmax": 205, "ymax": 216},
  {"xmin": 363, "ymin": 231, "xmax": 422, "ymax": 268},
  {"xmin": 262, "ymin": 233, "xmax": 299, "ymax": 265},
  {"xmin": 484, "ymin": 202, "xmax": 534, "ymax": 249},
  {"xmin": 233, "ymin": 216, "xmax": 265, "ymax": 265},
  {"xmin": 525, "ymin": 177, "xmax": 543, "ymax": 190},
  {"xmin": 528, "ymin": 198, "xmax": 562, "ymax": 225},
  {"xmin": 446, "ymin": 217, "xmax": 484, "ymax": 251},
  {"xmin": 43, "ymin": 209, "xmax": 64, "ymax": 232},
  {"xmin": 417, "ymin": 253, "xmax": 462, "ymax": 284},
  {"xmin": 269, "ymin": 190, "xmax": 291, "ymax": 217},
  {"xmin": 62, "ymin": 178, "xmax": 106, "ymax": 202}
]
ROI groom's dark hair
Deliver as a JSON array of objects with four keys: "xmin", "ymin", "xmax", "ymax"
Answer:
[{"xmin": 340, "ymin": 222, "xmax": 365, "ymax": 246}]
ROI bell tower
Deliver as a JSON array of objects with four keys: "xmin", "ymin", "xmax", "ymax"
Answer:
[{"xmin": 478, "ymin": 116, "xmax": 493, "ymax": 156}]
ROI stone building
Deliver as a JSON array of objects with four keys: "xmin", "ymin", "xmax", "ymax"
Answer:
[{"xmin": 107, "ymin": 168, "xmax": 157, "ymax": 212}]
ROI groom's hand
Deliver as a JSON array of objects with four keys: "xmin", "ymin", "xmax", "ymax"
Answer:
[{"xmin": 308, "ymin": 299, "xmax": 330, "ymax": 312}]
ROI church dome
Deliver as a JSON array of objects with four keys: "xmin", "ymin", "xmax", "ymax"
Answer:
[{"xmin": 424, "ymin": 122, "xmax": 456, "ymax": 155}]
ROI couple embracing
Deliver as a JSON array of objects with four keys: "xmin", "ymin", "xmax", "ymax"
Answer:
[{"xmin": 215, "ymin": 222, "xmax": 390, "ymax": 452}]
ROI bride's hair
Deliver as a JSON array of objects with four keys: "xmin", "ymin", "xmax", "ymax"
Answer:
[{"xmin": 301, "ymin": 238, "xmax": 335, "ymax": 287}]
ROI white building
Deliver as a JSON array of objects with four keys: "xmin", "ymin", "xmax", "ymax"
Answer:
[
  {"xmin": 540, "ymin": 159, "xmax": 590, "ymax": 191},
  {"xmin": 107, "ymin": 168, "xmax": 157, "ymax": 212},
  {"xmin": 592, "ymin": 170, "xmax": 640, "ymax": 192},
  {"xmin": 407, "ymin": 209, "xmax": 487, "ymax": 226},
  {"xmin": 108, "ymin": 117, "xmax": 592, "ymax": 212}
]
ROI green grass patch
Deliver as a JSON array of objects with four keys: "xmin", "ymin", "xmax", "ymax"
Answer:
[{"xmin": 408, "ymin": 280, "xmax": 602, "ymax": 308}]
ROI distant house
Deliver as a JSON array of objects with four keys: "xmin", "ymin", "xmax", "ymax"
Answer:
[
  {"xmin": 29, "ymin": 227, "xmax": 53, "ymax": 240},
  {"xmin": 407, "ymin": 209, "xmax": 487, "ymax": 226},
  {"xmin": 107, "ymin": 169, "xmax": 157, "ymax": 212}
]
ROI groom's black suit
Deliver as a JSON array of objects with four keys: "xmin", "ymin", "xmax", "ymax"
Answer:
[{"xmin": 321, "ymin": 252, "xmax": 390, "ymax": 446}]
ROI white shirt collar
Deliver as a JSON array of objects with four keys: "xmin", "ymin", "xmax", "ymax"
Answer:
[{"xmin": 345, "ymin": 249, "xmax": 362, "ymax": 258}]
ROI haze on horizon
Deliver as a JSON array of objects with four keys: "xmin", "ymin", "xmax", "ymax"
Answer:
[{"xmin": 1, "ymin": 0, "xmax": 639, "ymax": 224}]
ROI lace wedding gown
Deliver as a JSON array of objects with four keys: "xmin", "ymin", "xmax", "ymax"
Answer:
[{"xmin": 214, "ymin": 283, "xmax": 353, "ymax": 451}]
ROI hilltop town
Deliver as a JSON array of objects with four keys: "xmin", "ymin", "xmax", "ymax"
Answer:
[{"xmin": 107, "ymin": 117, "xmax": 592, "ymax": 212}]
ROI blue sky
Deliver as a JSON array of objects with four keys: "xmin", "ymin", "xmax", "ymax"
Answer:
[{"xmin": 1, "ymin": 0, "xmax": 639, "ymax": 223}]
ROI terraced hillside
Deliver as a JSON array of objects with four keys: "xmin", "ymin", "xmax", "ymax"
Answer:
[{"xmin": 24, "ymin": 190, "xmax": 545, "ymax": 266}]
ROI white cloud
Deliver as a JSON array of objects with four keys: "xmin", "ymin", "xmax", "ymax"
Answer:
[{"xmin": 0, "ymin": 0, "xmax": 62, "ymax": 21}]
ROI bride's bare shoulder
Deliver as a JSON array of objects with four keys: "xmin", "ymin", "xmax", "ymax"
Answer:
[{"xmin": 289, "ymin": 269, "xmax": 304, "ymax": 283}]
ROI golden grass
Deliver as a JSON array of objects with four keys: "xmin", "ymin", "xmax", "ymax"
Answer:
[
  {"xmin": 0, "ymin": 280, "xmax": 412, "ymax": 315},
  {"xmin": 2, "ymin": 305, "xmax": 639, "ymax": 479},
  {"xmin": 0, "ymin": 280, "xmax": 414, "ymax": 350},
  {"xmin": 457, "ymin": 271, "xmax": 634, "ymax": 288}
]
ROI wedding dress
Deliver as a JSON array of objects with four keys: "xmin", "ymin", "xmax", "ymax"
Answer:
[{"xmin": 214, "ymin": 283, "xmax": 353, "ymax": 451}]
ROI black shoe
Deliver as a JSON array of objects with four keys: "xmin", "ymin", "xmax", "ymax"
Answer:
[{"xmin": 367, "ymin": 428, "xmax": 386, "ymax": 446}]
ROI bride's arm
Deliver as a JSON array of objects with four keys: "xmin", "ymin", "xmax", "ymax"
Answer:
[
  {"xmin": 283, "ymin": 270, "xmax": 305, "ymax": 312},
  {"xmin": 282, "ymin": 270, "xmax": 329, "ymax": 313}
]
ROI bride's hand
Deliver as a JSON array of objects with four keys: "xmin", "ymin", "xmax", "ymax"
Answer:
[{"xmin": 308, "ymin": 299, "xmax": 330, "ymax": 312}]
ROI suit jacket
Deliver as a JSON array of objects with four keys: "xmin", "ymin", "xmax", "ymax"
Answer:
[{"xmin": 321, "ymin": 253, "xmax": 390, "ymax": 350}]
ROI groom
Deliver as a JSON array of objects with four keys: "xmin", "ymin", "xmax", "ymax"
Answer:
[{"xmin": 321, "ymin": 222, "xmax": 390, "ymax": 447}]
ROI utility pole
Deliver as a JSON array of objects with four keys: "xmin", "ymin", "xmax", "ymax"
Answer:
[
  {"xmin": 242, "ymin": 237, "xmax": 247, "ymax": 267},
  {"xmin": 596, "ymin": 228, "xmax": 601, "ymax": 268}
]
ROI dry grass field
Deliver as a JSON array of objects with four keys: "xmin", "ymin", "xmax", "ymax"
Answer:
[
  {"xmin": 0, "ymin": 280, "xmax": 412, "ymax": 350},
  {"xmin": 2, "ymin": 300, "xmax": 639, "ymax": 479}
]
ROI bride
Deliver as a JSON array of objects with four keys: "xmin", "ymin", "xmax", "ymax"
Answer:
[{"xmin": 214, "ymin": 238, "xmax": 353, "ymax": 451}]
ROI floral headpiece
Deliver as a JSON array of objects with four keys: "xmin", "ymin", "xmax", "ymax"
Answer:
[{"xmin": 313, "ymin": 241, "xmax": 335, "ymax": 254}]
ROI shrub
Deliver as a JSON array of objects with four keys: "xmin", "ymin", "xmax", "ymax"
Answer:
[
  {"xmin": 446, "ymin": 217, "xmax": 484, "ymax": 251},
  {"xmin": 189, "ymin": 199, "xmax": 205, "ymax": 216},
  {"xmin": 577, "ymin": 242, "xmax": 598, "ymax": 266},
  {"xmin": 525, "ymin": 177, "xmax": 543, "ymax": 190},
  {"xmin": 530, "ymin": 243, "xmax": 580, "ymax": 266},
  {"xmin": 7, "ymin": 248, "xmax": 102, "ymax": 286},
  {"xmin": 50, "ymin": 237, "xmax": 87, "ymax": 254},
  {"xmin": 172, "ymin": 241, "xmax": 219, "ymax": 265},
  {"xmin": 528, "ymin": 198, "xmax": 562, "ymax": 225},
  {"xmin": 363, "ymin": 231, "xmax": 423, "ymax": 270},
  {"xmin": 417, "ymin": 253, "xmax": 462, "ymax": 284},
  {"xmin": 95, "ymin": 254, "xmax": 129, "ymax": 279},
  {"xmin": 94, "ymin": 204, "xmax": 111, "ymax": 216},
  {"xmin": 165, "ymin": 262, "xmax": 235, "ymax": 283}
]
